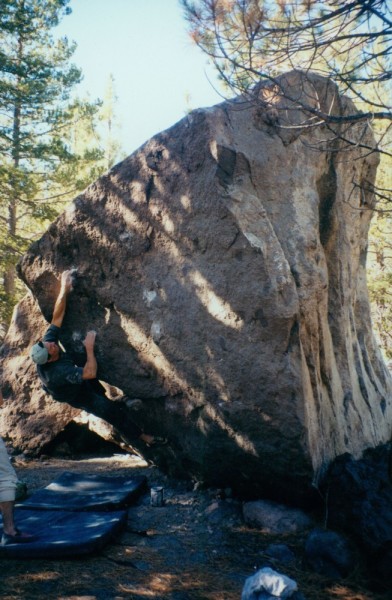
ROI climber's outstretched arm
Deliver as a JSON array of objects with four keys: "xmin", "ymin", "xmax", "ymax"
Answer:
[{"xmin": 51, "ymin": 270, "xmax": 74, "ymax": 328}]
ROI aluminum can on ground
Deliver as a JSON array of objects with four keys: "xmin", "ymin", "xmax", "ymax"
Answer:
[{"xmin": 150, "ymin": 486, "xmax": 164, "ymax": 506}]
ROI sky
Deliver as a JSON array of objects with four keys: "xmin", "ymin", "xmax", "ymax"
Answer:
[{"xmin": 56, "ymin": 0, "xmax": 224, "ymax": 156}]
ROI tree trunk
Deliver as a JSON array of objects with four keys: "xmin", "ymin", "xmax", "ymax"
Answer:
[{"xmin": 4, "ymin": 38, "xmax": 23, "ymax": 300}]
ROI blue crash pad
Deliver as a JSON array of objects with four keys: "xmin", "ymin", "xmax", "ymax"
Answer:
[
  {"xmin": 0, "ymin": 508, "xmax": 127, "ymax": 558},
  {"xmin": 18, "ymin": 472, "xmax": 147, "ymax": 511}
]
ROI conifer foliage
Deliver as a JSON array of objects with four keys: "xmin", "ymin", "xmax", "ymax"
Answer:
[
  {"xmin": 181, "ymin": 1, "xmax": 391, "ymax": 171},
  {"xmin": 181, "ymin": 0, "xmax": 391, "ymax": 125},
  {"xmin": 0, "ymin": 0, "xmax": 101, "ymax": 323}
]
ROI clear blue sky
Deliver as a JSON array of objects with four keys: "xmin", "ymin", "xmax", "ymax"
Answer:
[{"xmin": 56, "ymin": 0, "xmax": 224, "ymax": 155}]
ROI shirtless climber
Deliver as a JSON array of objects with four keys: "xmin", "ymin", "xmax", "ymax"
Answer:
[{"xmin": 29, "ymin": 270, "xmax": 166, "ymax": 448}]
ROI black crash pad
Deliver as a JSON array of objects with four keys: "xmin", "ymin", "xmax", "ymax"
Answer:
[
  {"xmin": 0, "ymin": 508, "xmax": 127, "ymax": 558},
  {"xmin": 18, "ymin": 472, "xmax": 147, "ymax": 511}
]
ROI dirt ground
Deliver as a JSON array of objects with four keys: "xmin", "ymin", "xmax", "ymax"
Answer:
[{"xmin": 0, "ymin": 452, "xmax": 390, "ymax": 600}]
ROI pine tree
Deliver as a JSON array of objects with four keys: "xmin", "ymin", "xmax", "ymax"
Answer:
[
  {"xmin": 368, "ymin": 140, "xmax": 392, "ymax": 362},
  {"xmin": 0, "ymin": 0, "xmax": 102, "ymax": 323},
  {"xmin": 94, "ymin": 74, "xmax": 124, "ymax": 171},
  {"xmin": 182, "ymin": 1, "xmax": 392, "ymax": 142}
]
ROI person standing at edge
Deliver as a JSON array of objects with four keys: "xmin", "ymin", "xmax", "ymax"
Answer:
[
  {"xmin": 29, "ymin": 270, "xmax": 166, "ymax": 448},
  {"xmin": 0, "ymin": 389, "xmax": 35, "ymax": 545}
]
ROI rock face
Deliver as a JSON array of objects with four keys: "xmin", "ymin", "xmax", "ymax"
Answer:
[
  {"xmin": 325, "ymin": 443, "xmax": 392, "ymax": 584},
  {"xmin": 0, "ymin": 293, "xmax": 79, "ymax": 453},
  {"xmin": 1, "ymin": 71, "xmax": 391, "ymax": 501}
]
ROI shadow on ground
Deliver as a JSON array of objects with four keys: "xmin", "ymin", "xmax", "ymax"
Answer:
[{"xmin": 0, "ymin": 454, "xmax": 389, "ymax": 600}]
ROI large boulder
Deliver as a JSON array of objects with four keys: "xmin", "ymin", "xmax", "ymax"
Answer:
[
  {"xmin": 1, "ymin": 71, "xmax": 391, "ymax": 501},
  {"xmin": 324, "ymin": 443, "xmax": 392, "ymax": 585}
]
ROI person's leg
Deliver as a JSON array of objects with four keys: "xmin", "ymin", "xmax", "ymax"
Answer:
[
  {"xmin": 0, "ymin": 437, "xmax": 35, "ymax": 543},
  {"xmin": 68, "ymin": 383, "xmax": 143, "ymax": 439},
  {"xmin": 0, "ymin": 437, "xmax": 18, "ymax": 534},
  {"xmin": 0, "ymin": 501, "xmax": 16, "ymax": 535},
  {"xmin": 0, "ymin": 499, "xmax": 36, "ymax": 543},
  {"xmin": 65, "ymin": 383, "xmax": 167, "ymax": 446},
  {"xmin": 63, "ymin": 380, "xmax": 167, "ymax": 446}
]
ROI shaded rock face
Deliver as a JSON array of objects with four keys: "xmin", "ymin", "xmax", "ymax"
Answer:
[
  {"xmin": 0, "ymin": 294, "xmax": 79, "ymax": 452},
  {"xmin": 1, "ymin": 71, "xmax": 391, "ymax": 501},
  {"xmin": 325, "ymin": 443, "xmax": 392, "ymax": 585}
]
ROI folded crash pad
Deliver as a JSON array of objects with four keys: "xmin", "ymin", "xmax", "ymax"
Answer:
[
  {"xmin": 0, "ymin": 508, "xmax": 127, "ymax": 558},
  {"xmin": 18, "ymin": 472, "xmax": 147, "ymax": 511}
]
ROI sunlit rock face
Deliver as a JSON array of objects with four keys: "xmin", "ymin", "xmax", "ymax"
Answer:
[{"xmin": 2, "ymin": 72, "xmax": 391, "ymax": 501}]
